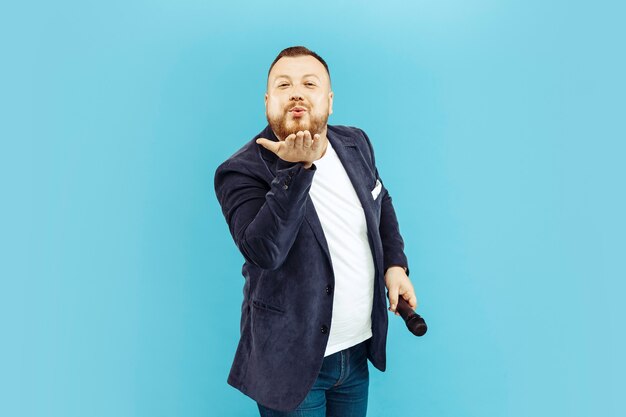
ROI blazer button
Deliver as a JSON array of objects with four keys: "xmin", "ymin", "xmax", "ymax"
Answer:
[
  {"xmin": 320, "ymin": 325, "xmax": 328, "ymax": 334},
  {"xmin": 325, "ymin": 285, "xmax": 333, "ymax": 295},
  {"xmin": 283, "ymin": 183, "xmax": 289, "ymax": 189}
]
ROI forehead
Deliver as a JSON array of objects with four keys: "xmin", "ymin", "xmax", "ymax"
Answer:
[{"xmin": 269, "ymin": 55, "xmax": 329, "ymax": 83}]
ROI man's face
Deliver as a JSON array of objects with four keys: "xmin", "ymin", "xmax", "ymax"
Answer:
[{"xmin": 265, "ymin": 55, "xmax": 334, "ymax": 141}]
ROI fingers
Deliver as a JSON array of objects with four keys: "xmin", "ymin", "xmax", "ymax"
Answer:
[
  {"xmin": 389, "ymin": 287, "xmax": 419, "ymax": 316},
  {"xmin": 255, "ymin": 138, "xmax": 280, "ymax": 153},
  {"xmin": 388, "ymin": 286, "xmax": 399, "ymax": 315},
  {"xmin": 400, "ymin": 291, "xmax": 418, "ymax": 310},
  {"xmin": 284, "ymin": 133, "xmax": 296, "ymax": 149},
  {"xmin": 258, "ymin": 131, "xmax": 320, "ymax": 161},
  {"xmin": 311, "ymin": 133, "xmax": 321, "ymax": 151},
  {"xmin": 398, "ymin": 285, "xmax": 418, "ymax": 309},
  {"xmin": 303, "ymin": 131, "xmax": 312, "ymax": 148},
  {"xmin": 295, "ymin": 131, "xmax": 304, "ymax": 149},
  {"xmin": 291, "ymin": 131, "xmax": 315, "ymax": 150}
]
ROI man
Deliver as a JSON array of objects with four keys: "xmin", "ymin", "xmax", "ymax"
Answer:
[{"xmin": 214, "ymin": 46, "xmax": 418, "ymax": 416}]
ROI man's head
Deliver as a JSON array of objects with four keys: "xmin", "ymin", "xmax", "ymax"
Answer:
[{"xmin": 265, "ymin": 46, "xmax": 334, "ymax": 141}]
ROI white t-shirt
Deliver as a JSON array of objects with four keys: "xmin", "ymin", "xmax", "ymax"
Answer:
[{"xmin": 309, "ymin": 139, "xmax": 375, "ymax": 357}]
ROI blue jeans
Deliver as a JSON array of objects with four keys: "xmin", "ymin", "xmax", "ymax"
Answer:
[{"xmin": 257, "ymin": 338, "xmax": 370, "ymax": 417}]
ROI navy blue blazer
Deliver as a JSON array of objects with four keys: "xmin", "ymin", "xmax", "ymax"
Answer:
[{"xmin": 214, "ymin": 124, "xmax": 409, "ymax": 411}]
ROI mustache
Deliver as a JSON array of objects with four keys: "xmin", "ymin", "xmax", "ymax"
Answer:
[{"xmin": 286, "ymin": 103, "xmax": 309, "ymax": 112}]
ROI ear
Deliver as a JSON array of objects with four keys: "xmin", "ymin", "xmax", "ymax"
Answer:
[
  {"xmin": 264, "ymin": 92, "xmax": 268, "ymax": 106},
  {"xmin": 328, "ymin": 91, "xmax": 334, "ymax": 115}
]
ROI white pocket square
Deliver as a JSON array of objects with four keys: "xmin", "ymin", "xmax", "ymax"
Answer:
[{"xmin": 371, "ymin": 179, "xmax": 382, "ymax": 200}]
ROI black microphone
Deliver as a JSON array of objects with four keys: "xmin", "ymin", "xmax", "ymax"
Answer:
[{"xmin": 390, "ymin": 293, "xmax": 428, "ymax": 336}]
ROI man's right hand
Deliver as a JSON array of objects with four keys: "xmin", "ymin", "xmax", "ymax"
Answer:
[{"xmin": 256, "ymin": 130, "xmax": 326, "ymax": 169}]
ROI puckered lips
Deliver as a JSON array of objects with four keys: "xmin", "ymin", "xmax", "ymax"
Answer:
[{"xmin": 289, "ymin": 106, "xmax": 307, "ymax": 118}]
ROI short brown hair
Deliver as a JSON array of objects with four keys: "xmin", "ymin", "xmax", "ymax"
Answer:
[{"xmin": 267, "ymin": 46, "xmax": 331, "ymax": 83}]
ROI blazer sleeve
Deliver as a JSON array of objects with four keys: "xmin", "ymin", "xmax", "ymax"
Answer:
[
  {"xmin": 358, "ymin": 128, "xmax": 410, "ymax": 277},
  {"xmin": 214, "ymin": 155, "xmax": 316, "ymax": 271}
]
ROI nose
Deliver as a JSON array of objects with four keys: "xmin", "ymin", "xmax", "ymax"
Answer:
[
  {"xmin": 289, "ymin": 91, "xmax": 304, "ymax": 102},
  {"xmin": 288, "ymin": 83, "xmax": 306, "ymax": 102}
]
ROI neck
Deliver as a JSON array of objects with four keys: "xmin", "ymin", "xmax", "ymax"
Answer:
[{"xmin": 319, "ymin": 126, "xmax": 329, "ymax": 158}]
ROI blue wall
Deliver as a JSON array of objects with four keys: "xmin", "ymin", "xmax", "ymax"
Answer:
[{"xmin": 2, "ymin": 1, "xmax": 624, "ymax": 416}]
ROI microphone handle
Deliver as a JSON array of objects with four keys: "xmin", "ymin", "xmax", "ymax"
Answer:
[{"xmin": 393, "ymin": 293, "xmax": 428, "ymax": 337}]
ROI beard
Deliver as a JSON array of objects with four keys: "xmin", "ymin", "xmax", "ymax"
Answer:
[{"xmin": 267, "ymin": 104, "xmax": 329, "ymax": 141}]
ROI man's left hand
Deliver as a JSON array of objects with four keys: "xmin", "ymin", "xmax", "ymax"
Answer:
[{"xmin": 384, "ymin": 266, "xmax": 418, "ymax": 315}]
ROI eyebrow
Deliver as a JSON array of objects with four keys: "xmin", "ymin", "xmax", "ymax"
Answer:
[{"xmin": 273, "ymin": 74, "xmax": 321, "ymax": 82}]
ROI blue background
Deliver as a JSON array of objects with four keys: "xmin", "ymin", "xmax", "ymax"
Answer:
[{"xmin": 2, "ymin": 1, "xmax": 624, "ymax": 416}]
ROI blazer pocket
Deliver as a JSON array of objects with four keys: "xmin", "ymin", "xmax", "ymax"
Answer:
[
  {"xmin": 371, "ymin": 179, "xmax": 382, "ymax": 200},
  {"xmin": 251, "ymin": 298, "xmax": 285, "ymax": 314}
]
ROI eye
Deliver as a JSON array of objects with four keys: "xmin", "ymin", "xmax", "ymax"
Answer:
[
  {"xmin": 305, "ymin": 82, "xmax": 316, "ymax": 87},
  {"xmin": 278, "ymin": 83, "xmax": 289, "ymax": 88}
]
